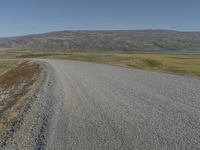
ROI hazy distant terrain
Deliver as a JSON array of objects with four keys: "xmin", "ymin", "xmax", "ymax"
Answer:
[{"xmin": 0, "ymin": 30, "xmax": 200, "ymax": 52}]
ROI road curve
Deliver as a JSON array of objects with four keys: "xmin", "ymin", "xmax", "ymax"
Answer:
[{"xmin": 43, "ymin": 59, "xmax": 200, "ymax": 150}]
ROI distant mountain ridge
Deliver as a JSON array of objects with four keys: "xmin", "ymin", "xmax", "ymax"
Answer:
[{"xmin": 0, "ymin": 30, "xmax": 200, "ymax": 52}]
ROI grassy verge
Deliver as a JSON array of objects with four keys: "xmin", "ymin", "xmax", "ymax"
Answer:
[
  {"xmin": 16, "ymin": 51, "xmax": 200, "ymax": 77},
  {"xmin": 0, "ymin": 61, "xmax": 42, "ymax": 134},
  {"xmin": 0, "ymin": 59, "xmax": 19, "ymax": 75},
  {"xmin": 1, "ymin": 50, "xmax": 200, "ymax": 77}
]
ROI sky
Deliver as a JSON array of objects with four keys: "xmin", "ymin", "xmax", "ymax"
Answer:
[{"xmin": 0, "ymin": 0, "xmax": 199, "ymax": 37}]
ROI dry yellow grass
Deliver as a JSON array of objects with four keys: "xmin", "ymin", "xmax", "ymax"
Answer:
[
  {"xmin": 0, "ymin": 59, "xmax": 19, "ymax": 75},
  {"xmin": 38, "ymin": 52, "xmax": 200, "ymax": 77},
  {"xmin": 1, "ymin": 51, "xmax": 200, "ymax": 77}
]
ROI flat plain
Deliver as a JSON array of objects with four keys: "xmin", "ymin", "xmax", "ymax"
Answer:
[{"xmin": 14, "ymin": 51, "xmax": 200, "ymax": 77}]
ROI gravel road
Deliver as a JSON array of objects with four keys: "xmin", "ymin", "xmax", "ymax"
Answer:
[
  {"xmin": 3, "ymin": 59, "xmax": 200, "ymax": 150},
  {"xmin": 43, "ymin": 59, "xmax": 200, "ymax": 150}
]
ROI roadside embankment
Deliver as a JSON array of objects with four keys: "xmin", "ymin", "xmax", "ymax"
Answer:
[
  {"xmin": 0, "ymin": 61, "xmax": 42, "ymax": 134},
  {"xmin": 0, "ymin": 61, "xmax": 44, "ymax": 148},
  {"xmin": 0, "ymin": 60, "xmax": 61, "ymax": 149}
]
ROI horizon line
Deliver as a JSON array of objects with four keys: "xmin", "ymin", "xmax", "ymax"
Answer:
[{"xmin": 1, "ymin": 28, "xmax": 200, "ymax": 38}]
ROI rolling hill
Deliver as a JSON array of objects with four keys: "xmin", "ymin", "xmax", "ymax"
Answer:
[{"xmin": 0, "ymin": 30, "xmax": 200, "ymax": 52}]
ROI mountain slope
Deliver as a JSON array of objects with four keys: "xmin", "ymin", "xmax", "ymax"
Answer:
[{"xmin": 0, "ymin": 30, "xmax": 200, "ymax": 52}]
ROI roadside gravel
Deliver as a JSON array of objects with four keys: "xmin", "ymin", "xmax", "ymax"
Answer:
[{"xmin": 0, "ymin": 62, "xmax": 59, "ymax": 150}]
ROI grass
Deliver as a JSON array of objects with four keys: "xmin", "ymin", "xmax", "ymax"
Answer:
[
  {"xmin": 0, "ymin": 54, "xmax": 43, "ymax": 135},
  {"xmin": 1, "ymin": 50, "xmax": 200, "ymax": 77},
  {"xmin": 0, "ymin": 51, "xmax": 20, "ymax": 74},
  {"xmin": 0, "ymin": 59, "xmax": 19, "ymax": 75},
  {"xmin": 0, "ymin": 61, "xmax": 42, "ymax": 134},
  {"xmin": 18, "ymin": 51, "xmax": 200, "ymax": 77}
]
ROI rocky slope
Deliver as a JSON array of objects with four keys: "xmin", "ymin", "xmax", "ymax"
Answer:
[{"xmin": 0, "ymin": 30, "xmax": 200, "ymax": 52}]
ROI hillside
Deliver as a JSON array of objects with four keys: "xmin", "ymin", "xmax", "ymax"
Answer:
[{"xmin": 0, "ymin": 30, "xmax": 200, "ymax": 52}]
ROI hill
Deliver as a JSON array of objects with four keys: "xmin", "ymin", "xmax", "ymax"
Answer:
[{"xmin": 0, "ymin": 30, "xmax": 200, "ymax": 52}]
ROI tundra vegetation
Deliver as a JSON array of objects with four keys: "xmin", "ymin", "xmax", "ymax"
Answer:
[
  {"xmin": 0, "ymin": 60, "xmax": 42, "ymax": 135},
  {"xmin": 13, "ymin": 51, "xmax": 200, "ymax": 77}
]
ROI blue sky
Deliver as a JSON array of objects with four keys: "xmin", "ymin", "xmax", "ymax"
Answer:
[{"xmin": 0, "ymin": 0, "xmax": 199, "ymax": 37}]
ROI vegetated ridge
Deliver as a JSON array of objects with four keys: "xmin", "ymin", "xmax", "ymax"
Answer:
[{"xmin": 0, "ymin": 30, "xmax": 200, "ymax": 52}]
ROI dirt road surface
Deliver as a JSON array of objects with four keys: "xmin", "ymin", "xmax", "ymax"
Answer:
[{"xmin": 3, "ymin": 59, "xmax": 200, "ymax": 150}]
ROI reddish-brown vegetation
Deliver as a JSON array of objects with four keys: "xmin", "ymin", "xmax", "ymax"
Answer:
[{"xmin": 0, "ymin": 61, "xmax": 42, "ymax": 134}]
